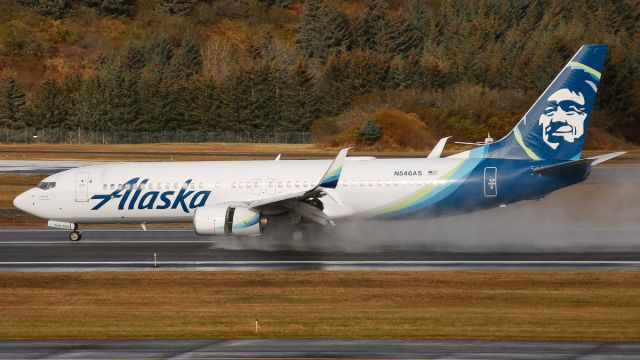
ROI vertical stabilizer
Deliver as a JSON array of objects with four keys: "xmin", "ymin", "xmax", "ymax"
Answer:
[{"xmin": 486, "ymin": 44, "xmax": 608, "ymax": 161}]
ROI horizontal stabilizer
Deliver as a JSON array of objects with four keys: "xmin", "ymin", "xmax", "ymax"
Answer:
[
  {"xmin": 533, "ymin": 159, "xmax": 592, "ymax": 175},
  {"xmin": 587, "ymin": 151, "xmax": 625, "ymax": 166},
  {"xmin": 533, "ymin": 152, "xmax": 625, "ymax": 175}
]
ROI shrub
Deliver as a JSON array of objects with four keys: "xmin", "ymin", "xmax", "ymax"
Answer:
[{"xmin": 358, "ymin": 119, "xmax": 382, "ymax": 144}]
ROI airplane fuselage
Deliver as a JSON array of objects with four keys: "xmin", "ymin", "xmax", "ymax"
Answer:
[{"xmin": 14, "ymin": 150, "xmax": 589, "ymax": 225}]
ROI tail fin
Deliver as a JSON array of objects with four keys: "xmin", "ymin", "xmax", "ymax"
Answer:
[{"xmin": 487, "ymin": 44, "xmax": 608, "ymax": 161}]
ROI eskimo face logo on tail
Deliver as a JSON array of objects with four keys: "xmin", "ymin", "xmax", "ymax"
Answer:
[
  {"xmin": 538, "ymin": 88, "xmax": 588, "ymax": 149},
  {"xmin": 90, "ymin": 178, "xmax": 211, "ymax": 213}
]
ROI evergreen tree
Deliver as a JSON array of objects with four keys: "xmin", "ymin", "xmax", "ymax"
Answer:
[
  {"xmin": 156, "ymin": 0, "xmax": 198, "ymax": 16},
  {"xmin": 377, "ymin": 14, "xmax": 421, "ymax": 56},
  {"xmin": 321, "ymin": 11, "xmax": 354, "ymax": 59},
  {"xmin": 147, "ymin": 37, "xmax": 175, "ymax": 75},
  {"xmin": 219, "ymin": 67, "xmax": 252, "ymax": 132},
  {"xmin": 27, "ymin": 80, "xmax": 70, "ymax": 129},
  {"xmin": 98, "ymin": 0, "xmax": 133, "ymax": 17},
  {"xmin": 172, "ymin": 36, "xmax": 203, "ymax": 81},
  {"xmin": 294, "ymin": 0, "xmax": 326, "ymax": 58},
  {"xmin": 362, "ymin": 0, "xmax": 388, "ymax": 50},
  {"xmin": 258, "ymin": 0, "xmax": 291, "ymax": 7},
  {"xmin": 358, "ymin": 120, "xmax": 382, "ymax": 143},
  {"xmin": 316, "ymin": 52, "xmax": 352, "ymax": 117},
  {"xmin": 0, "ymin": 75, "xmax": 26, "ymax": 129},
  {"xmin": 192, "ymin": 78, "xmax": 222, "ymax": 130},
  {"xmin": 18, "ymin": 0, "xmax": 70, "ymax": 18},
  {"xmin": 281, "ymin": 61, "xmax": 317, "ymax": 131}
]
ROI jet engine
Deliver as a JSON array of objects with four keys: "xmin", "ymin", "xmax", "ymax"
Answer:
[{"xmin": 193, "ymin": 204, "xmax": 267, "ymax": 236}]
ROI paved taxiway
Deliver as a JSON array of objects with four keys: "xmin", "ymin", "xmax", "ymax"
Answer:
[{"xmin": 1, "ymin": 339, "xmax": 639, "ymax": 359}]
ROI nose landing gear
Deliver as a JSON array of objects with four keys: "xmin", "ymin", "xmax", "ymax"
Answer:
[{"xmin": 69, "ymin": 225, "xmax": 81, "ymax": 241}]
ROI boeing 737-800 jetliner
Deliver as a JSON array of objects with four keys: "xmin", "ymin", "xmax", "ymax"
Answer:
[{"xmin": 14, "ymin": 44, "xmax": 623, "ymax": 241}]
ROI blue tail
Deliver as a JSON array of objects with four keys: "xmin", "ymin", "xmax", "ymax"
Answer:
[{"xmin": 486, "ymin": 44, "xmax": 608, "ymax": 161}]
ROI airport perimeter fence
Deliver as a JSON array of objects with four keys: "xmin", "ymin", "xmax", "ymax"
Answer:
[{"xmin": 0, "ymin": 128, "xmax": 313, "ymax": 144}]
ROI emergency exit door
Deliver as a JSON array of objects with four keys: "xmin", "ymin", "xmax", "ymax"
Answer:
[
  {"xmin": 484, "ymin": 167, "xmax": 497, "ymax": 197},
  {"xmin": 75, "ymin": 172, "xmax": 89, "ymax": 202}
]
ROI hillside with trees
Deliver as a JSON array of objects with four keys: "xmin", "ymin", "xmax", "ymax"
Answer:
[{"xmin": 0, "ymin": 0, "xmax": 638, "ymax": 148}]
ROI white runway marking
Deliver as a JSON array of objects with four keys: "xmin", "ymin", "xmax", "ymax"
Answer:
[
  {"xmin": 0, "ymin": 241, "xmax": 215, "ymax": 244},
  {"xmin": 1, "ymin": 261, "xmax": 639, "ymax": 265},
  {"xmin": 0, "ymin": 229, "xmax": 192, "ymax": 232}
]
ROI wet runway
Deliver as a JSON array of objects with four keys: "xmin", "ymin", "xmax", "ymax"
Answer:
[
  {"xmin": 1, "ymin": 229, "xmax": 640, "ymax": 271},
  {"xmin": 1, "ymin": 339, "xmax": 639, "ymax": 359},
  {"xmin": 1, "ymin": 165, "xmax": 639, "ymax": 271}
]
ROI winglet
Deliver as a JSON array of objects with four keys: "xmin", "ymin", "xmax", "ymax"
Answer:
[
  {"xmin": 427, "ymin": 137, "xmax": 450, "ymax": 158},
  {"xmin": 275, "ymin": 154, "xmax": 281, "ymax": 161},
  {"xmin": 319, "ymin": 147, "xmax": 350, "ymax": 188}
]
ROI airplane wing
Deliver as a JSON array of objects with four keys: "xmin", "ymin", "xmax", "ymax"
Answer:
[
  {"xmin": 247, "ymin": 148, "xmax": 351, "ymax": 225},
  {"xmin": 533, "ymin": 152, "xmax": 625, "ymax": 175}
]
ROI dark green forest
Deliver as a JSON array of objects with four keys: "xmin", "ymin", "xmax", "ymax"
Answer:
[{"xmin": 0, "ymin": 0, "xmax": 639, "ymax": 146}]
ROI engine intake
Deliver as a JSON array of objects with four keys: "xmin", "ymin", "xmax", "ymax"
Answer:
[{"xmin": 193, "ymin": 204, "xmax": 266, "ymax": 236}]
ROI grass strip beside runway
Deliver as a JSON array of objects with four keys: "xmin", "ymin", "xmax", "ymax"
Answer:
[{"xmin": 0, "ymin": 271, "xmax": 638, "ymax": 340}]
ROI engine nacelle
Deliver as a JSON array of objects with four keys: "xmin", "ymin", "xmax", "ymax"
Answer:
[{"xmin": 193, "ymin": 204, "xmax": 266, "ymax": 236}]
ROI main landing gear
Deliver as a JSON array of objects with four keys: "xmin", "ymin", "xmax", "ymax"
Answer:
[{"xmin": 69, "ymin": 225, "xmax": 81, "ymax": 241}]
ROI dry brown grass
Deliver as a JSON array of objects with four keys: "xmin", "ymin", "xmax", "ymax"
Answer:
[
  {"xmin": 0, "ymin": 271, "xmax": 638, "ymax": 340},
  {"xmin": 0, "ymin": 143, "xmax": 428, "ymax": 161}
]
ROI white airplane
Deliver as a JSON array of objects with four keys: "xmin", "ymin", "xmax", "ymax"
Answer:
[{"xmin": 14, "ymin": 44, "xmax": 624, "ymax": 241}]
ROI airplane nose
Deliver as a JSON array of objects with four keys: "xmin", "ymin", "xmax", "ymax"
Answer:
[{"xmin": 13, "ymin": 191, "xmax": 31, "ymax": 213}]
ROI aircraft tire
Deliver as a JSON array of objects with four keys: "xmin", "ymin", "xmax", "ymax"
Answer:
[{"xmin": 69, "ymin": 231, "xmax": 82, "ymax": 241}]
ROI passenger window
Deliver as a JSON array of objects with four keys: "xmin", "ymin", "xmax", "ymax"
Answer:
[
  {"xmin": 385, "ymin": 180, "xmax": 391, "ymax": 186},
  {"xmin": 295, "ymin": 181, "xmax": 301, "ymax": 188},
  {"xmin": 287, "ymin": 181, "xmax": 292, "ymax": 188},
  {"xmin": 231, "ymin": 182, "xmax": 236, "ymax": 189},
  {"xmin": 359, "ymin": 181, "xmax": 366, "ymax": 187},
  {"xmin": 117, "ymin": 184, "xmax": 123, "ymax": 190},
  {"xmin": 103, "ymin": 184, "xmax": 107, "ymax": 190},
  {"xmin": 377, "ymin": 180, "xmax": 383, "ymax": 186},
  {"xmin": 303, "ymin": 181, "xmax": 309, "ymax": 187},
  {"xmin": 239, "ymin": 182, "xmax": 244, "ymax": 189},
  {"xmin": 277, "ymin": 181, "xmax": 283, "ymax": 188}
]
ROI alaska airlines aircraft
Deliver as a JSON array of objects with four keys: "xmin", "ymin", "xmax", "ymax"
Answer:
[{"xmin": 14, "ymin": 44, "xmax": 623, "ymax": 241}]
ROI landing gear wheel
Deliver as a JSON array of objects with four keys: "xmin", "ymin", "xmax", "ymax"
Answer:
[{"xmin": 69, "ymin": 231, "xmax": 82, "ymax": 241}]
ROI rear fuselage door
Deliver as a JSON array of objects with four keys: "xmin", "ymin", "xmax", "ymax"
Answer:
[
  {"xmin": 484, "ymin": 167, "xmax": 497, "ymax": 197},
  {"xmin": 75, "ymin": 172, "xmax": 89, "ymax": 202}
]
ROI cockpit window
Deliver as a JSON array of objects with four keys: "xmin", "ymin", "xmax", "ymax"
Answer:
[{"xmin": 37, "ymin": 182, "xmax": 56, "ymax": 190}]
